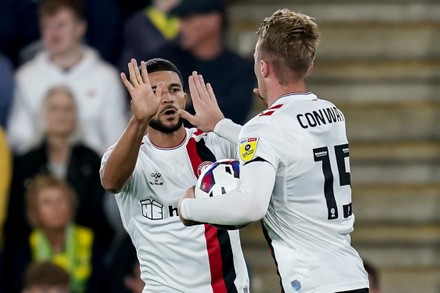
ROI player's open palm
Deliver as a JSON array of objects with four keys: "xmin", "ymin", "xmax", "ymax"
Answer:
[
  {"xmin": 178, "ymin": 71, "xmax": 224, "ymax": 132},
  {"xmin": 121, "ymin": 59, "xmax": 162, "ymax": 123}
]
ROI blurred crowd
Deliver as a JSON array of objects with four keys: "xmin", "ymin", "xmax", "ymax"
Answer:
[{"xmin": 0, "ymin": 0, "xmax": 256, "ymax": 292}]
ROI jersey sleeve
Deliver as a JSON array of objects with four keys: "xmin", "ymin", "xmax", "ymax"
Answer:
[
  {"xmin": 181, "ymin": 160, "xmax": 276, "ymax": 225},
  {"xmin": 238, "ymin": 119, "xmax": 282, "ymax": 168},
  {"xmin": 99, "ymin": 143, "xmax": 136, "ymax": 194},
  {"xmin": 205, "ymin": 131, "xmax": 238, "ymax": 160},
  {"xmin": 99, "ymin": 144, "xmax": 114, "ymax": 180},
  {"xmin": 213, "ymin": 118, "xmax": 242, "ymax": 144}
]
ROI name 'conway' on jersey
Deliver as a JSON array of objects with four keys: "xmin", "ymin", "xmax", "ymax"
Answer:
[{"xmin": 240, "ymin": 93, "xmax": 368, "ymax": 292}]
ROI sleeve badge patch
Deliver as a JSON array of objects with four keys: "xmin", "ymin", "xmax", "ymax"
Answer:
[{"xmin": 239, "ymin": 137, "xmax": 259, "ymax": 162}]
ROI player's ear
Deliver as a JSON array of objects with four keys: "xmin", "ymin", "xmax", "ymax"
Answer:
[{"xmin": 260, "ymin": 59, "xmax": 269, "ymax": 78}]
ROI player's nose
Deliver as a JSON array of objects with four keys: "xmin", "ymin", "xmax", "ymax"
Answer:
[{"xmin": 161, "ymin": 90, "xmax": 175, "ymax": 103}]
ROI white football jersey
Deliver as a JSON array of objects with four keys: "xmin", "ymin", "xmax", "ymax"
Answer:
[
  {"xmin": 101, "ymin": 128, "xmax": 250, "ymax": 293},
  {"xmin": 238, "ymin": 93, "xmax": 368, "ymax": 292}
]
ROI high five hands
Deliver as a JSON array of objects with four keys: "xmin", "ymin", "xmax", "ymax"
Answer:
[
  {"xmin": 121, "ymin": 60, "xmax": 225, "ymax": 131},
  {"xmin": 121, "ymin": 59, "xmax": 163, "ymax": 124},
  {"xmin": 178, "ymin": 71, "xmax": 225, "ymax": 132}
]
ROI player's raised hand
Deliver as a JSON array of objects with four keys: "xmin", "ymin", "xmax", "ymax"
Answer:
[
  {"xmin": 178, "ymin": 71, "xmax": 224, "ymax": 132},
  {"xmin": 121, "ymin": 59, "xmax": 163, "ymax": 123}
]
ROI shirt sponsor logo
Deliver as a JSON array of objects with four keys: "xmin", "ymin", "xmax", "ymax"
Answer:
[
  {"xmin": 141, "ymin": 199, "xmax": 164, "ymax": 220},
  {"xmin": 140, "ymin": 199, "xmax": 179, "ymax": 220},
  {"xmin": 239, "ymin": 137, "xmax": 259, "ymax": 162}
]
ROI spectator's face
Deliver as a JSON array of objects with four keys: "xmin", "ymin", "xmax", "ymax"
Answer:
[
  {"xmin": 36, "ymin": 187, "xmax": 72, "ymax": 231},
  {"xmin": 40, "ymin": 8, "xmax": 85, "ymax": 56},
  {"xmin": 148, "ymin": 71, "xmax": 186, "ymax": 133},
  {"xmin": 179, "ymin": 12, "xmax": 222, "ymax": 51},
  {"xmin": 44, "ymin": 90, "xmax": 77, "ymax": 138}
]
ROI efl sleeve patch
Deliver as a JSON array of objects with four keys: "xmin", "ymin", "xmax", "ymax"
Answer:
[{"xmin": 239, "ymin": 137, "xmax": 259, "ymax": 162}]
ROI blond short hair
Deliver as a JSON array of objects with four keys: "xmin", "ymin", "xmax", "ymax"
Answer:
[{"xmin": 256, "ymin": 9, "xmax": 320, "ymax": 84}]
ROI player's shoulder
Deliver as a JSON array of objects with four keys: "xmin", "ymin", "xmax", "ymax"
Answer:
[
  {"xmin": 315, "ymin": 96, "xmax": 338, "ymax": 108},
  {"xmin": 246, "ymin": 102, "xmax": 288, "ymax": 127},
  {"xmin": 242, "ymin": 114, "xmax": 280, "ymax": 139}
]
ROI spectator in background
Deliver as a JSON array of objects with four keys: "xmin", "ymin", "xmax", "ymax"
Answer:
[
  {"xmin": 3, "ymin": 86, "xmax": 113, "ymax": 284},
  {"xmin": 0, "ymin": 127, "xmax": 12, "ymax": 293},
  {"xmin": 118, "ymin": 0, "xmax": 181, "ymax": 73},
  {"xmin": 6, "ymin": 0, "xmax": 128, "ymax": 156},
  {"xmin": 364, "ymin": 260, "xmax": 382, "ymax": 293},
  {"xmin": 0, "ymin": 53, "xmax": 14, "ymax": 127},
  {"xmin": 22, "ymin": 261, "xmax": 70, "ymax": 293},
  {"xmin": 117, "ymin": 0, "xmax": 152, "ymax": 21},
  {"xmin": 0, "ymin": 0, "xmax": 122, "ymax": 67},
  {"xmin": 156, "ymin": 0, "xmax": 255, "ymax": 126},
  {"xmin": 5, "ymin": 174, "xmax": 106, "ymax": 293}
]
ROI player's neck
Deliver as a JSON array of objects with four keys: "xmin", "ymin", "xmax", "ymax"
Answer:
[
  {"xmin": 148, "ymin": 126, "xmax": 186, "ymax": 148},
  {"xmin": 267, "ymin": 82, "xmax": 306, "ymax": 107}
]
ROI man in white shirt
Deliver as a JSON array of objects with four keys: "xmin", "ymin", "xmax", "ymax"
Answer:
[
  {"xmin": 179, "ymin": 9, "xmax": 369, "ymax": 293},
  {"xmin": 100, "ymin": 58, "xmax": 249, "ymax": 292},
  {"xmin": 7, "ymin": 0, "xmax": 127, "ymax": 155}
]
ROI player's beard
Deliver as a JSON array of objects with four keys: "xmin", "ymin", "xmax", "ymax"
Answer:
[{"xmin": 149, "ymin": 117, "xmax": 183, "ymax": 134}]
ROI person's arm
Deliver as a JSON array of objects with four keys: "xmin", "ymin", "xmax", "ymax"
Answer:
[
  {"xmin": 101, "ymin": 59, "xmax": 162, "ymax": 193},
  {"xmin": 179, "ymin": 160, "xmax": 276, "ymax": 226},
  {"xmin": 212, "ymin": 118, "xmax": 242, "ymax": 145}
]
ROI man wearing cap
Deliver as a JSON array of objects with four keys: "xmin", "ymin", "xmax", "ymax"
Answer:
[{"xmin": 153, "ymin": 0, "xmax": 256, "ymax": 126}]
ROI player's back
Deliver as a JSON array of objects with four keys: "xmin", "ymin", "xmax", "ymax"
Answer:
[{"xmin": 243, "ymin": 93, "xmax": 368, "ymax": 292}]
